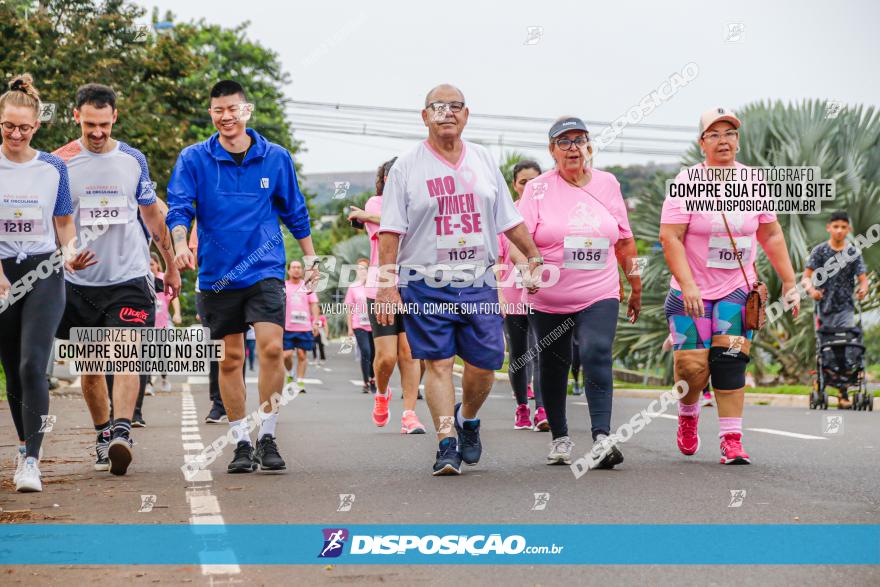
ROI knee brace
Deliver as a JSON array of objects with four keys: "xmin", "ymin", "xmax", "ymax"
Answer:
[
  {"xmin": 709, "ymin": 335, "xmax": 750, "ymax": 391},
  {"xmin": 673, "ymin": 349, "xmax": 710, "ymax": 395}
]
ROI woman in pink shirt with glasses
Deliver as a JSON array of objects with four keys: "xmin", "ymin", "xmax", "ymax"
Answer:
[
  {"xmin": 660, "ymin": 107, "xmax": 798, "ymax": 465},
  {"xmin": 514, "ymin": 116, "xmax": 642, "ymax": 468}
]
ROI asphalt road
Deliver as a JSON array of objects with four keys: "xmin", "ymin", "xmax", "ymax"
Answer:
[{"xmin": 1, "ymin": 348, "xmax": 878, "ymax": 586}]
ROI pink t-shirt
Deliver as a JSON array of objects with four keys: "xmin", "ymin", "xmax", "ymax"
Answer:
[
  {"xmin": 496, "ymin": 198, "xmax": 527, "ymax": 315},
  {"xmin": 520, "ymin": 168, "xmax": 632, "ymax": 314},
  {"xmin": 363, "ymin": 195, "xmax": 384, "ymax": 299},
  {"xmin": 154, "ymin": 272, "xmax": 170, "ymax": 329},
  {"xmin": 660, "ymin": 162, "xmax": 777, "ymax": 300},
  {"xmin": 345, "ymin": 283, "xmax": 372, "ymax": 331},
  {"xmin": 284, "ymin": 280, "xmax": 318, "ymax": 332}
]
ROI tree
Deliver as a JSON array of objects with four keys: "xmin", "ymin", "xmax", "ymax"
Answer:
[{"xmin": 0, "ymin": 0, "xmax": 315, "ymax": 323}]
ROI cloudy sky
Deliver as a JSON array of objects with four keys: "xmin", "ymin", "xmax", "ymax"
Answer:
[{"xmin": 137, "ymin": 0, "xmax": 878, "ymax": 175}]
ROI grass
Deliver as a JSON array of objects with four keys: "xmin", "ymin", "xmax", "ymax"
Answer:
[{"xmin": 463, "ymin": 357, "xmax": 880, "ymax": 396}]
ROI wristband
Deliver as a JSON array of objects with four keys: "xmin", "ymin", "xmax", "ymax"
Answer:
[
  {"xmin": 527, "ymin": 256, "xmax": 544, "ymax": 264},
  {"xmin": 303, "ymin": 255, "xmax": 320, "ymax": 270}
]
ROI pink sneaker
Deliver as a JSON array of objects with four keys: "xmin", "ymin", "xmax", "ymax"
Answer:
[
  {"xmin": 533, "ymin": 407, "xmax": 550, "ymax": 431},
  {"xmin": 527, "ymin": 384, "xmax": 535, "ymax": 400},
  {"xmin": 719, "ymin": 433, "xmax": 751, "ymax": 464},
  {"xmin": 514, "ymin": 404, "xmax": 531, "ymax": 430},
  {"xmin": 400, "ymin": 410, "xmax": 426, "ymax": 434},
  {"xmin": 372, "ymin": 390, "xmax": 390, "ymax": 427},
  {"xmin": 677, "ymin": 414, "xmax": 700, "ymax": 455}
]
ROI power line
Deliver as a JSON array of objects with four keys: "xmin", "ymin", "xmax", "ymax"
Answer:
[
  {"xmin": 291, "ymin": 122, "xmax": 684, "ymax": 157},
  {"xmin": 288, "ymin": 99, "xmax": 697, "ymax": 133},
  {"xmin": 288, "ymin": 111, "xmax": 695, "ymax": 146}
]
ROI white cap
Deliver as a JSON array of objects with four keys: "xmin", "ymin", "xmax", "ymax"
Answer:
[{"xmin": 699, "ymin": 107, "xmax": 741, "ymax": 136}]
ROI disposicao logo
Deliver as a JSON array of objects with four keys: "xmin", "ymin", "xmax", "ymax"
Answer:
[
  {"xmin": 348, "ymin": 533, "xmax": 527, "ymax": 556},
  {"xmin": 318, "ymin": 528, "xmax": 348, "ymax": 558}
]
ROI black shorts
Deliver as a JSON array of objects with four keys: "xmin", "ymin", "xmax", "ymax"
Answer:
[
  {"xmin": 200, "ymin": 278, "xmax": 284, "ymax": 339},
  {"xmin": 367, "ymin": 297, "xmax": 406, "ymax": 338},
  {"xmin": 57, "ymin": 275, "xmax": 156, "ymax": 339}
]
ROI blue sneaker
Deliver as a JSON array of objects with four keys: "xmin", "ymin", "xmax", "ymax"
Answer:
[
  {"xmin": 432, "ymin": 437, "xmax": 462, "ymax": 476},
  {"xmin": 454, "ymin": 403, "xmax": 482, "ymax": 465}
]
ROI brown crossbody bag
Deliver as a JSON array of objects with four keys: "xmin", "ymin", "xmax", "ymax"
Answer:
[{"xmin": 721, "ymin": 214, "xmax": 768, "ymax": 330}]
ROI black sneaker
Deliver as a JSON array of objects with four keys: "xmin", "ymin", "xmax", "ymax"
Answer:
[
  {"xmin": 362, "ymin": 383, "xmax": 370, "ymax": 394},
  {"xmin": 418, "ymin": 391, "xmax": 424, "ymax": 400},
  {"xmin": 132, "ymin": 413, "xmax": 146, "ymax": 428},
  {"xmin": 94, "ymin": 430, "xmax": 111, "ymax": 472},
  {"xmin": 369, "ymin": 379, "xmax": 377, "ymax": 394},
  {"xmin": 227, "ymin": 441, "xmax": 256, "ymax": 473},
  {"xmin": 206, "ymin": 405, "xmax": 228, "ymax": 424},
  {"xmin": 254, "ymin": 435, "xmax": 287, "ymax": 472},
  {"xmin": 454, "ymin": 403, "xmax": 482, "ymax": 465},
  {"xmin": 108, "ymin": 435, "xmax": 133, "ymax": 476},
  {"xmin": 432, "ymin": 437, "xmax": 462, "ymax": 476},
  {"xmin": 591, "ymin": 435, "xmax": 624, "ymax": 470}
]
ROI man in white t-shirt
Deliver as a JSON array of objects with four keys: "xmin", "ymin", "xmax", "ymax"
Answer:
[
  {"xmin": 376, "ymin": 84, "xmax": 542, "ymax": 476},
  {"xmin": 54, "ymin": 84, "xmax": 180, "ymax": 476}
]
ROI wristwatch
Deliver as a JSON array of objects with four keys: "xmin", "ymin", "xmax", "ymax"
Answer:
[{"xmin": 527, "ymin": 256, "xmax": 544, "ymax": 264}]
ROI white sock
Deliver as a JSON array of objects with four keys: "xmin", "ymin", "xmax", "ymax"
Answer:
[
  {"xmin": 258, "ymin": 411, "xmax": 277, "ymax": 438},
  {"xmin": 455, "ymin": 405, "xmax": 478, "ymax": 428},
  {"xmin": 229, "ymin": 418, "xmax": 251, "ymax": 445}
]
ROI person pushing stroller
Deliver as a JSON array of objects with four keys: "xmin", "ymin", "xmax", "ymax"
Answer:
[{"xmin": 802, "ymin": 211, "xmax": 869, "ymax": 409}]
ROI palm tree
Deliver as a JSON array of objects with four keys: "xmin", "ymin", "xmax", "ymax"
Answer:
[
  {"xmin": 615, "ymin": 100, "xmax": 880, "ymax": 383},
  {"xmin": 320, "ymin": 234, "xmax": 371, "ymax": 337}
]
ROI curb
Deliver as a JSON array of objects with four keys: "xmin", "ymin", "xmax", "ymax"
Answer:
[{"xmin": 451, "ymin": 364, "xmax": 879, "ymax": 409}]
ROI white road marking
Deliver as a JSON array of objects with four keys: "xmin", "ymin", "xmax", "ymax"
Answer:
[
  {"xmin": 747, "ymin": 427, "xmax": 827, "ymax": 440},
  {"xmin": 187, "ymin": 375, "xmax": 258, "ymax": 385},
  {"xmin": 299, "ymin": 378, "xmax": 323, "ymax": 385},
  {"xmin": 652, "ymin": 414, "xmax": 828, "ymax": 440},
  {"xmin": 189, "ymin": 495, "xmax": 222, "ymax": 516},
  {"xmin": 180, "ymin": 390, "xmax": 240, "ymax": 576}
]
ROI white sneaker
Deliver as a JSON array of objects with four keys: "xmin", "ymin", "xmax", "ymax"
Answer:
[
  {"xmin": 159, "ymin": 378, "xmax": 171, "ymax": 393},
  {"xmin": 547, "ymin": 436, "xmax": 574, "ymax": 465},
  {"xmin": 13, "ymin": 448, "xmax": 26, "ymax": 485},
  {"xmin": 16, "ymin": 458, "xmax": 42, "ymax": 492},
  {"xmin": 144, "ymin": 382, "xmax": 155, "ymax": 396}
]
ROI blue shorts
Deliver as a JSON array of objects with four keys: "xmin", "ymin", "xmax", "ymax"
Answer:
[
  {"xmin": 284, "ymin": 331, "xmax": 314, "ymax": 351},
  {"xmin": 399, "ymin": 279, "xmax": 504, "ymax": 371}
]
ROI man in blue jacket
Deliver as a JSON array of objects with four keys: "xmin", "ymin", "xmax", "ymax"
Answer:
[{"xmin": 167, "ymin": 80, "xmax": 317, "ymax": 474}]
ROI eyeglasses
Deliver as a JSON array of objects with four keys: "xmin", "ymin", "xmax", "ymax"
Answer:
[
  {"xmin": 427, "ymin": 101, "xmax": 465, "ymax": 114},
  {"xmin": 702, "ymin": 130, "xmax": 739, "ymax": 142},
  {"xmin": 1, "ymin": 121, "xmax": 36, "ymax": 134},
  {"xmin": 553, "ymin": 136, "xmax": 590, "ymax": 151}
]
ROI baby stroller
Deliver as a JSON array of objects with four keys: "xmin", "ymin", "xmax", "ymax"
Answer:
[{"xmin": 810, "ymin": 302, "xmax": 870, "ymax": 410}]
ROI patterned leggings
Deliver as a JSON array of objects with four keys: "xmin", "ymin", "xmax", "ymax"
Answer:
[{"xmin": 664, "ymin": 287, "xmax": 752, "ymax": 351}]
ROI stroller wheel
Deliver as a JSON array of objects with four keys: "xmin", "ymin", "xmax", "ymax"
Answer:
[{"xmin": 809, "ymin": 390, "xmax": 818, "ymax": 410}]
